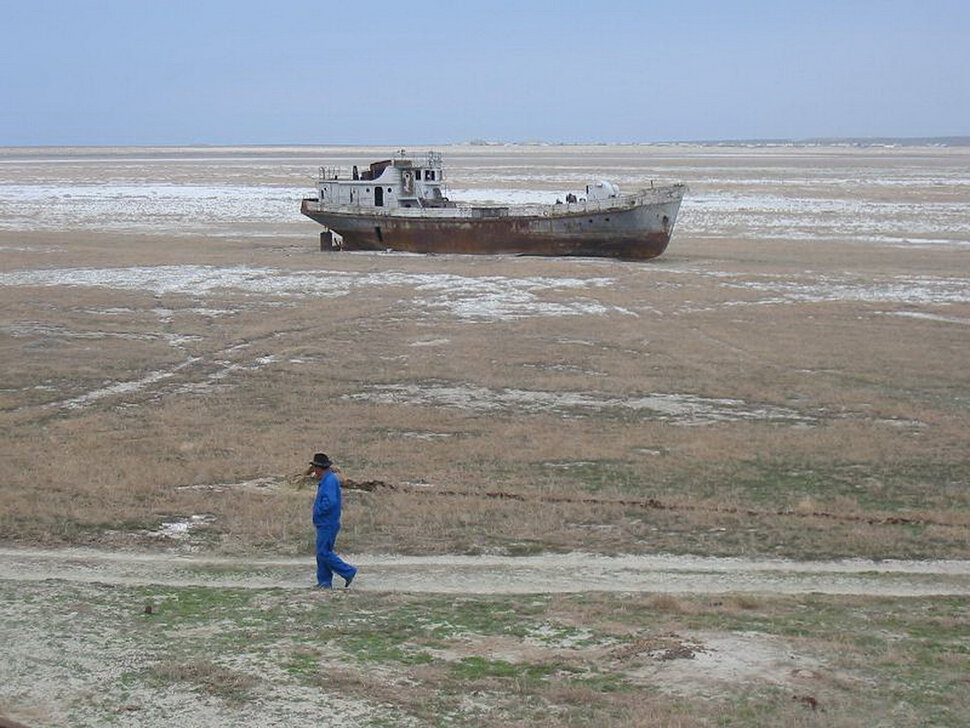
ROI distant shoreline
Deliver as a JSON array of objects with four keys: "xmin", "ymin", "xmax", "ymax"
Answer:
[
  {"xmin": 467, "ymin": 136, "xmax": 970, "ymax": 148},
  {"xmin": 2, "ymin": 136, "xmax": 970, "ymax": 154}
]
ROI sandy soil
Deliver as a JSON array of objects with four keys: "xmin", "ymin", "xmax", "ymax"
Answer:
[{"xmin": 2, "ymin": 546, "xmax": 968, "ymax": 597}]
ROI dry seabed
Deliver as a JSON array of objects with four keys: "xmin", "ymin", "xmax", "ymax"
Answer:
[{"xmin": 2, "ymin": 143, "xmax": 969, "ymax": 728}]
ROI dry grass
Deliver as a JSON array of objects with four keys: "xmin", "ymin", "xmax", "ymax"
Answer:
[
  {"xmin": 3, "ymin": 241, "xmax": 967, "ymax": 560},
  {"xmin": 151, "ymin": 659, "xmax": 259, "ymax": 700},
  {"xmin": 2, "ymin": 149, "xmax": 968, "ymax": 562}
]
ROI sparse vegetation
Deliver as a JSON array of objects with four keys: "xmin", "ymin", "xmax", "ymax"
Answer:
[
  {"xmin": 2, "ymin": 243, "xmax": 967, "ymax": 559},
  {"xmin": 1, "ymin": 144, "xmax": 968, "ymax": 726},
  {"xmin": 2, "ymin": 579, "xmax": 967, "ymax": 726}
]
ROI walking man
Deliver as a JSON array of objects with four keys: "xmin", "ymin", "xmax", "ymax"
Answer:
[{"xmin": 308, "ymin": 452, "xmax": 357, "ymax": 589}]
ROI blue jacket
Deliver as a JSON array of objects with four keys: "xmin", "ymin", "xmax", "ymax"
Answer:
[{"xmin": 312, "ymin": 469, "xmax": 342, "ymax": 527}]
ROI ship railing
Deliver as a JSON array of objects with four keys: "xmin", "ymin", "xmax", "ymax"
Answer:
[
  {"xmin": 508, "ymin": 193, "xmax": 641, "ymax": 217},
  {"xmin": 317, "ymin": 166, "xmax": 345, "ymax": 181},
  {"xmin": 457, "ymin": 184, "xmax": 685, "ymax": 217},
  {"xmin": 303, "ymin": 184, "xmax": 684, "ymax": 217}
]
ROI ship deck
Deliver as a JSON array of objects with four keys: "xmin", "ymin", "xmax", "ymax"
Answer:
[{"xmin": 302, "ymin": 184, "xmax": 685, "ymax": 220}]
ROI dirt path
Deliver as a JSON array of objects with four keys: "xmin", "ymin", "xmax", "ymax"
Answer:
[{"xmin": 2, "ymin": 546, "xmax": 968, "ymax": 596}]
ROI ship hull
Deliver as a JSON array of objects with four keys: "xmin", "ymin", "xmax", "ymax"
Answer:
[{"xmin": 301, "ymin": 185, "xmax": 684, "ymax": 260}]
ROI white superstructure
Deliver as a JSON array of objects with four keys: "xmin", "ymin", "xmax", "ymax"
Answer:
[{"xmin": 315, "ymin": 150, "xmax": 451, "ymax": 210}]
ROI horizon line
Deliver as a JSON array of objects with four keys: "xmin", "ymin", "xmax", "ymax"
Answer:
[{"xmin": 2, "ymin": 135, "xmax": 970, "ymax": 150}]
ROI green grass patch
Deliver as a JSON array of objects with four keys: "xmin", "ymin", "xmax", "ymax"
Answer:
[
  {"xmin": 450, "ymin": 655, "xmax": 564, "ymax": 680},
  {"xmin": 4, "ymin": 580, "xmax": 969, "ymax": 727}
]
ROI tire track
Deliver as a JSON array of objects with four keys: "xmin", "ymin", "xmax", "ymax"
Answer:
[{"xmin": 1, "ymin": 547, "xmax": 967, "ymax": 597}]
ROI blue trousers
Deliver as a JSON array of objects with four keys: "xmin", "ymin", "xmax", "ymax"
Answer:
[{"xmin": 315, "ymin": 524, "xmax": 356, "ymax": 587}]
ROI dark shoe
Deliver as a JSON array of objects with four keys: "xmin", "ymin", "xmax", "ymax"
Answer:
[
  {"xmin": 344, "ymin": 568, "xmax": 357, "ymax": 588},
  {"xmin": 316, "ymin": 583, "xmax": 333, "ymax": 589}
]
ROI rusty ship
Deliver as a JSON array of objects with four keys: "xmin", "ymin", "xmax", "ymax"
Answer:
[{"xmin": 300, "ymin": 151, "xmax": 685, "ymax": 260}]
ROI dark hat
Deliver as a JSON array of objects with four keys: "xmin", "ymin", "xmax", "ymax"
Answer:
[{"xmin": 310, "ymin": 453, "xmax": 333, "ymax": 469}]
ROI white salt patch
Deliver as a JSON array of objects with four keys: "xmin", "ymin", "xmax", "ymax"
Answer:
[
  {"xmin": 656, "ymin": 268, "xmax": 970, "ymax": 310},
  {"xmin": 83, "ymin": 307, "xmax": 136, "ymax": 315},
  {"xmin": 1, "ymin": 323, "xmax": 149, "ymax": 340},
  {"xmin": 681, "ymin": 191, "xmax": 970, "ymax": 246},
  {"xmin": 864, "ymin": 235, "xmax": 970, "ymax": 248},
  {"xmin": 0, "ymin": 265, "xmax": 623, "ymax": 322},
  {"xmin": 0, "ymin": 183, "xmax": 306, "ymax": 236},
  {"xmin": 176, "ymin": 477, "xmax": 280, "ymax": 493},
  {"xmin": 541, "ymin": 461, "xmax": 598, "ymax": 469},
  {"xmin": 40, "ymin": 347, "xmax": 280, "ymax": 411},
  {"xmin": 56, "ymin": 358, "xmax": 199, "ymax": 409},
  {"xmin": 873, "ymin": 418, "xmax": 925, "ymax": 428},
  {"xmin": 163, "ymin": 334, "xmax": 203, "ymax": 346},
  {"xmin": 188, "ymin": 354, "xmax": 280, "ymax": 385},
  {"xmin": 0, "ymin": 265, "xmax": 357, "ymax": 301},
  {"xmin": 152, "ymin": 307, "xmax": 175, "ymax": 323},
  {"xmin": 880, "ymin": 311, "xmax": 970, "ymax": 326},
  {"xmin": 0, "ymin": 322, "xmax": 202, "ymax": 350},
  {"xmin": 345, "ymin": 383, "xmax": 813, "ymax": 425},
  {"xmin": 154, "ymin": 514, "xmax": 214, "ymax": 539},
  {"xmin": 524, "ymin": 622, "xmax": 597, "ymax": 648},
  {"xmin": 397, "ymin": 432, "xmax": 456, "ymax": 441},
  {"xmin": 722, "ymin": 275, "xmax": 970, "ymax": 306}
]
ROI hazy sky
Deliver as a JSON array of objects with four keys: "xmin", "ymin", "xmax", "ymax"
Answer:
[{"xmin": 2, "ymin": 0, "xmax": 967, "ymax": 145}]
